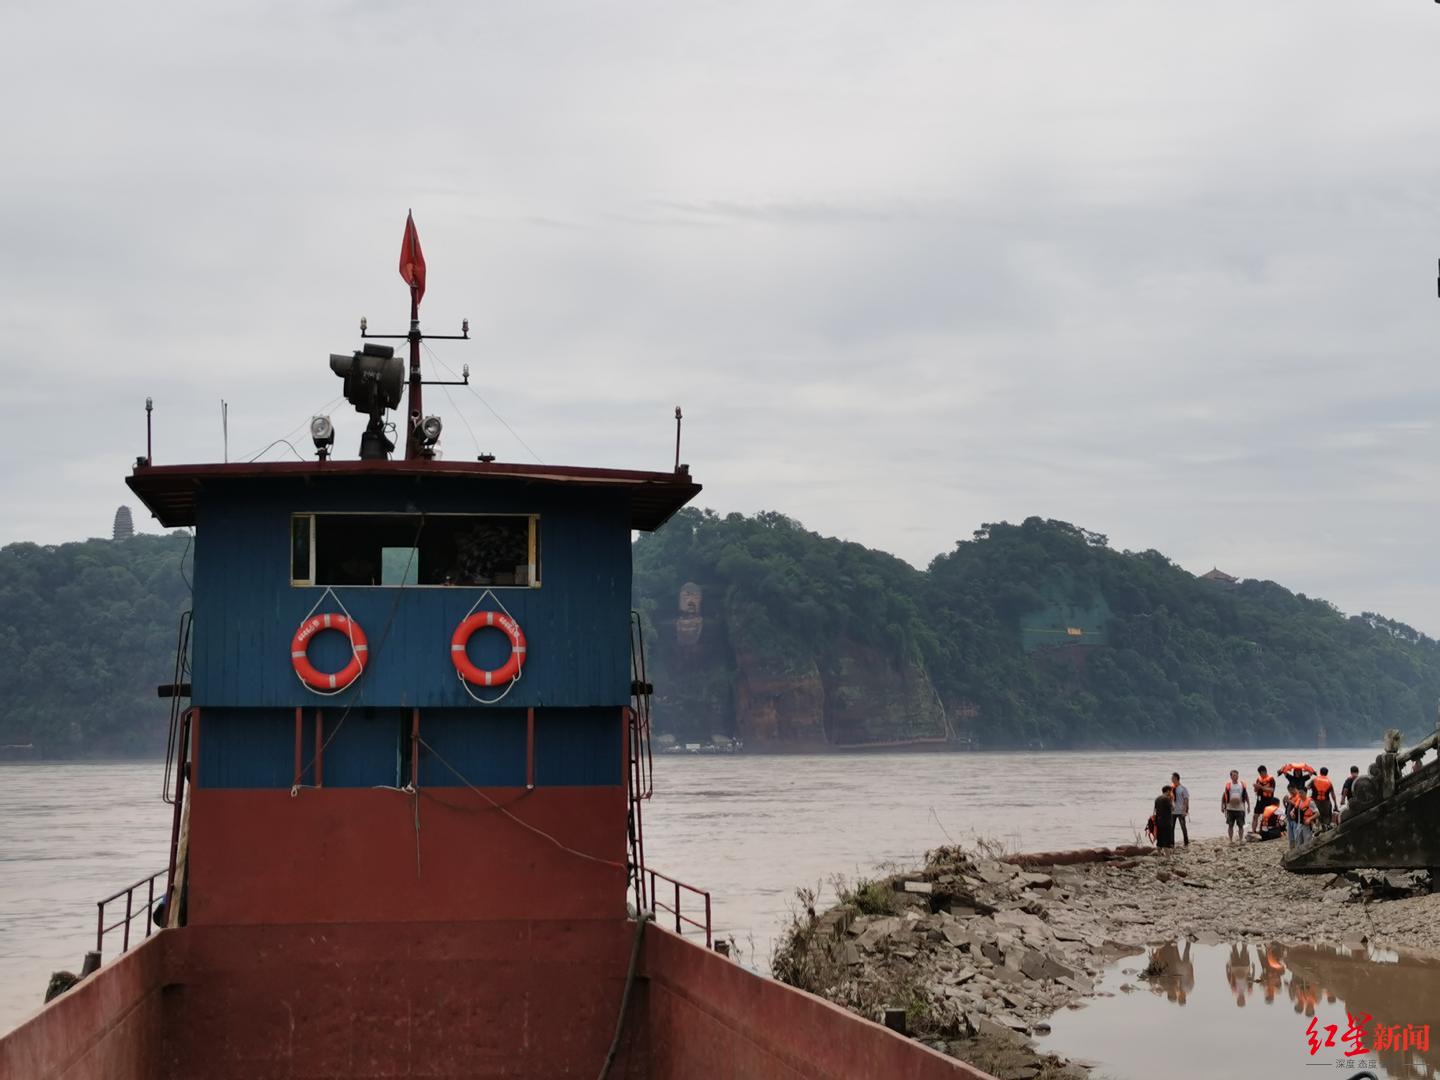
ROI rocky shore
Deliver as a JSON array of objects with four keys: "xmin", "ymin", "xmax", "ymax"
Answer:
[{"xmin": 772, "ymin": 838, "xmax": 1440, "ymax": 1080}]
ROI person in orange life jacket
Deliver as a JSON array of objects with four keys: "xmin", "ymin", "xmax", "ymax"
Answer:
[
  {"xmin": 1222, "ymin": 769, "xmax": 1249, "ymax": 842},
  {"xmin": 1309, "ymin": 767, "xmax": 1336, "ymax": 829},
  {"xmin": 1252, "ymin": 766, "xmax": 1276, "ymax": 831},
  {"xmin": 1170, "ymin": 772, "xmax": 1190, "ymax": 846},
  {"xmin": 1286, "ymin": 784, "xmax": 1317, "ymax": 847},
  {"xmin": 1250, "ymin": 801, "xmax": 1285, "ymax": 841},
  {"xmin": 1279, "ymin": 762, "xmax": 1315, "ymax": 792}
]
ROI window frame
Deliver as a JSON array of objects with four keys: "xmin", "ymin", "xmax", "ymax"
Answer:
[{"xmin": 289, "ymin": 511, "xmax": 541, "ymax": 589}]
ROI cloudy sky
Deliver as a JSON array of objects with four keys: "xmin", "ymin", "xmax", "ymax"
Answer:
[{"xmin": 3, "ymin": 2, "xmax": 1440, "ymax": 629}]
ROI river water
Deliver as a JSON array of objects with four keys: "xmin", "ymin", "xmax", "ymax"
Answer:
[
  {"xmin": 1038, "ymin": 939, "xmax": 1440, "ymax": 1079},
  {"xmin": 0, "ymin": 748, "xmax": 1411, "ymax": 1072}
]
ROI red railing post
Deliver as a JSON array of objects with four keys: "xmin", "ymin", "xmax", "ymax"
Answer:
[
  {"xmin": 95, "ymin": 902, "xmax": 104, "ymax": 955},
  {"xmin": 145, "ymin": 877, "xmax": 155, "ymax": 940},
  {"xmin": 704, "ymin": 892, "xmax": 712, "ymax": 948},
  {"xmin": 673, "ymin": 879, "xmax": 681, "ymax": 933},
  {"xmin": 122, "ymin": 891, "xmax": 133, "ymax": 951}
]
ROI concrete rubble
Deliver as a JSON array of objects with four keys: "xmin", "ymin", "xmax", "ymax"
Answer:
[{"xmin": 776, "ymin": 838, "xmax": 1440, "ymax": 1079}]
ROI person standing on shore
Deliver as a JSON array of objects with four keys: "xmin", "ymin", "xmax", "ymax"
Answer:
[
  {"xmin": 1154, "ymin": 785, "xmax": 1176, "ymax": 851},
  {"xmin": 1222, "ymin": 769, "xmax": 1249, "ymax": 842},
  {"xmin": 1286, "ymin": 783, "xmax": 1316, "ymax": 848},
  {"xmin": 1252, "ymin": 766, "xmax": 1276, "ymax": 832},
  {"xmin": 1310, "ymin": 767, "xmax": 1335, "ymax": 830},
  {"xmin": 1170, "ymin": 772, "xmax": 1190, "ymax": 846},
  {"xmin": 1340, "ymin": 765, "xmax": 1360, "ymax": 808}
]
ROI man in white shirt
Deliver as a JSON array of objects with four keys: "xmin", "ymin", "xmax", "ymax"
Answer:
[
  {"xmin": 1170, "ymin": 772, "xmax": 1191, "ymax": 846},
  {"xmin": 1223, "ymin": 769, "xmax": 1251, "ymax": 842}
]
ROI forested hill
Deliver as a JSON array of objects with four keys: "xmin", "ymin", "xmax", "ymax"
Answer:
[
  {"xmin": 4, "ymin": 515, "xmax": 1439, "ymax": 756},
  {"xmin": 634, "ymin": 511, "xmax": 1440, "ymax": 750},
  {"xmin": 0, "ymin": 535, "xmax": 192, "ymax": 756}
]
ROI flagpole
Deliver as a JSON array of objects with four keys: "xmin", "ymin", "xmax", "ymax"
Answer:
[
  {"xmin": 404, "ymin": 208, "xmax": 423, "ymax": 460},
  {"xmin": 406, "ymin": 279, "xmax": 422, "ymax": 460}
]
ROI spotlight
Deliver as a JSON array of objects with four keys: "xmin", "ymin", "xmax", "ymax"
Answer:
[
  {"xmin": 310, "ymin": 415, "xmax": 334, "ymax": 459},
  {"xmin": 415, "ymin": 414, "xmax": 443, "ymax": 457},
  {"xmin": 328, "ymin": 343, "xmax": 404, "ymax": 459}
]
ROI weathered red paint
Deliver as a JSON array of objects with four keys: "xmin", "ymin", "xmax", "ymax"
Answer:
[
  {"xmin": 643, "ymin": 927, "xmax": 996, "ymax": 1079},
  {"xmin": 186, "ymin": 787, "xmax": 627, "ymax": 925},
  {"xmin": 0, "ymin": 934, "xmax": 169, "ymax": 1080},
  {"xmin": 162, "ymin": 920, "xmax": 643, "ymax": 1078},
  {"xmin": 5, "ymin": 923, "xmax": 1000, "ymax": 1080}
]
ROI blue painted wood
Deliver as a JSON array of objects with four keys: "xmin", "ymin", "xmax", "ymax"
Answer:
[
  {"xmin": 418, "ymin": 708, "xmax": 528, "ymax": 787},
  {"xmin": 322, "ymin": 709, "xmax": 403, "ymax": 788},
  {"xmin": 198, "ymin": 709, "xmax": 295, "ymax": 789},
  {"xmin": 190, "ymin": 477, "xmax": 633, "ymax": 710},
  {"xmin": 534, "ymin": 708, "xmax": 623, "ymax": 786}
]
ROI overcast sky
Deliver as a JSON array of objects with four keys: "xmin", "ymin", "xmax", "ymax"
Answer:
[{"xmin": 3, "ymin": 2, "xmax": 1440, "ymax": 629}]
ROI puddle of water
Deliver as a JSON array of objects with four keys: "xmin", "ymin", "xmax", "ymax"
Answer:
[{"xmin": 1035, "ymin": 940, "xmax": 1439, "ymax": 1079}]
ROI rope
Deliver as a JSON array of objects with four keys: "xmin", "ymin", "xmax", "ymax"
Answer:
[
  {"xmin": 597, "ymin": 912, "xmax": 651, "ymax": 1080},
  {"xmin": 416, "ymin": 736, "xmax": 625, "ymax": 869},
  {"xmin": 423, "ymin": 342, "xmax": 544, "ymax": 464},
  {"xmin": 455, "ymin": 589, "xmax": 524, "ymax": 705},
  {"xmin": 425, "ymin": 351, "xmax": 482, "ymax": 458},
  {"xmin": 247, "ymin": 438, "xmax": 307, "ymax": 463},
  {"xmin": 241, "ymin": 395, "xmax": 343, "ymax": 462}
]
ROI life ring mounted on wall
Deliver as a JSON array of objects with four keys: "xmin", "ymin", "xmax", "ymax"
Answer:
[
  {"xmin": 450, "ymin": 610, "xmax": 528, "ymax": 689},
  {"xmin": 290, "ymin": 613, "xmax": 369, "ymax": 692}
]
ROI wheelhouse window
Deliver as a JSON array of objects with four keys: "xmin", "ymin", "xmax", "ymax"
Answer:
[{"xmin": 290, "ymin": 513, "xmax": 539, "ymax": 588}]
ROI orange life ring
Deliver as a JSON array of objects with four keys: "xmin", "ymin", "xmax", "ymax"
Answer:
[
  {"xmin": 451, "ymin": 611, "xmax": 527, "ymax": 687},
  {"xmin": 290, "ymin": 613, "xmax": 368, "ymax": 691}
]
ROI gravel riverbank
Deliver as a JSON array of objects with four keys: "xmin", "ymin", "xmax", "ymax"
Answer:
[{"xmin": 773, "ymin": 838, "xmax": 1440, "ymax": 1079}]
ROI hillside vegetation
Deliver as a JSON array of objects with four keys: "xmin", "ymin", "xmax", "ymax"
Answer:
[
  {"xmin": 4, "ymin": 514, "xmax": 1438, "ymax": 755},
  {"xmin": 634, "ymin": 510, "xmax": 1440, "ymax": 749},
  {"xmin": 0, "ymin": 535, "xmax": 191, "ymax": 756}
]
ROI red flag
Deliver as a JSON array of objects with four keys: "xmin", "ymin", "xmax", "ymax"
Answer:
[{"xmin": 399, "ymin": 211, "xmax": 426, "ymax": 304}]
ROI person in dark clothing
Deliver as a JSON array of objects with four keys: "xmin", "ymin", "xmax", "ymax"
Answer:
[
  {"xmin": 1340, "ymin": 765, "xmax": 1360, "ymax": 808},
  {"xmin": 1170, "ymin": 772, "xmax": 1190, "ymax": 846},
  {"xmin": 1154, "ymin": 785, "xmax": 1176, "ymax": 850}
]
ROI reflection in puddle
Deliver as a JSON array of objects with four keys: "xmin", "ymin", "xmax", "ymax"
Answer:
[{"xmin": 1036, "ymin": 940, "xmax": 1438, "ymax": 1079}]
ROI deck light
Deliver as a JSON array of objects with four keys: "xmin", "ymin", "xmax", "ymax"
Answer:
[
  {"xmin": 414, "ymin": 414, "xmax": 443, "ymax": 457},
  {"xmin": 310, "ymin": 415, "xmax": 335, "ymax": 459}
]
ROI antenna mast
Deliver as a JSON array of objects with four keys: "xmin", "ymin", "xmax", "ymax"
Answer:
[{"xmin": 358, "ymin": 211, "xmax": 471, "ymax": 459}]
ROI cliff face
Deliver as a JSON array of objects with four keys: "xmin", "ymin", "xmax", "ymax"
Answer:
[
  {"xmin": 646, "ymin": 584, "xmax": 950, "ymax": 751},
  {"xmin": 821, "ymin": 640, "xmax": 948, "ymax": 748}
]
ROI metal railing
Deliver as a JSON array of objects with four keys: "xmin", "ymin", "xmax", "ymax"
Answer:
[
  {"xmin": 645, "ymin": 867, "xmax": 712, "ymax": 948},
  {"xmin": 96, "ymin": 869, "xmax": 169, "ymax": 958},
  {"xmin": 627, "ymin": 609, "xmax": 715, "ymax": 950}
]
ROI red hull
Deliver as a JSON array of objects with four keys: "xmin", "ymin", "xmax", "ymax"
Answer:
[{"xmin": 1, "ymin": 922, "xmax": 993, "ymax": 1079}]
